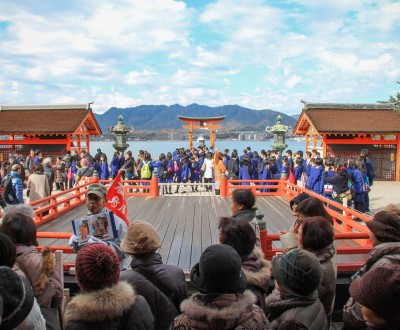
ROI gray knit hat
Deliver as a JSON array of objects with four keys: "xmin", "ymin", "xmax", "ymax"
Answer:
[
  {"xmin": 272, "ymin": 249, "xmax": 322, "ymax": 297},
  {"xmin": 0, "ymin": 266, "xmax": 34, "ymax": 329}
]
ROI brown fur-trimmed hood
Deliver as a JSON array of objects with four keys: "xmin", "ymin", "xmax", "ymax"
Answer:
[
  {"xmin": 180, "ymin": 290, "xmax": 256, "ymax": 321},
  {"xmin": 64, "ymin": 281, "xmax": 136, "ymax": 323},
  {"xmin": 242, "ymin": 248, "xmax": 271, "ymax": 290}
]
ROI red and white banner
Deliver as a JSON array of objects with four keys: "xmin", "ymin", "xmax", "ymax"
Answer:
[{"xmin": 106, "ymin": 170, "xmax": 129, "ymax": 226}]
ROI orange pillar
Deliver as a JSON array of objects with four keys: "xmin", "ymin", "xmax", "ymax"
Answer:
[
  {"xmin": 322, "ymin": 135, "xmax": 327, "ymax": 158},
  {"xmin": 210, "ymin": 123, "xmax": 215, "ymax": 148},
  {"xmin": 220, "ymin": 174, "xmax": 227, "ymax": 196},
  {"xmin": 189, "ymin": 122, "xmax": 193, "ymax": 147},
  {"xmin": 150, "ymin": 174, "xmax": 159, "ymax": 197}
]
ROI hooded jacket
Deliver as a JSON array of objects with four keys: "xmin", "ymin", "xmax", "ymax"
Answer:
[
  {"xmin": 265, "ymin": 290, "xmax": 328, "ymax": 330},
  {"xmin": 170, "ymin": 290, "xmax": 270, "ymax": 329},
  {"xmin": 64, "ymin": 281, "xmax": 154, "ymax": 330}
]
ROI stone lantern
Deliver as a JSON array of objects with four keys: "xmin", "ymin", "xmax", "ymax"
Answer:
[
  {"xmin": 108, "ymin": 115, "xmax": 134, "ymax": 153},
  {"xmin": 197, "ymin": 134, "xmax": 205, "ymax": 147},
  {"xmin": 266, "ymin": 115, "xmax": 292, "ymax": 153}
]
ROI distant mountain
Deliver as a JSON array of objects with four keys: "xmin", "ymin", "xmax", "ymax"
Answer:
[
  {"xmin": 95, "ymin": 104, "xmax": 297, "ymax": 132},
  {"xmin": 291, "ymin": 114, "xmax": 301, "ymax": 121}
]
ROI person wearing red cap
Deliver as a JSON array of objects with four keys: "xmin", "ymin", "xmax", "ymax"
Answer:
[{"xmin": 64, "ymin": 243, "xmax": 154, "ymax": 329}]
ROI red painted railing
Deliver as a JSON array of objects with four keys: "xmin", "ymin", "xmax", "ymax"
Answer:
[{"xmin": 32, "ymin": 176, "xmax": 372, "ymax": 272}]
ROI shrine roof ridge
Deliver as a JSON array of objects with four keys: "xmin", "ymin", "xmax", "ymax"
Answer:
[
  {"xmin": 300, "ymin": 101, "xmax": 395, "ymax": 111},
  {"xmin": 0, "ymin": 104, "xmax": 90, "ymax": 111}
]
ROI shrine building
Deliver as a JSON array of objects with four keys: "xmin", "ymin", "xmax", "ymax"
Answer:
[
  {"xmin": 294, "ymin": 102, "xmax": 400, "ymax": 181},
  {"xmin": 0, "ymin": 104, "xmax": 102, "ymax": 161}
]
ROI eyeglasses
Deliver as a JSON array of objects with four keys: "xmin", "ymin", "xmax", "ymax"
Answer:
[{"xmin": 86, "ymin": 196, "xmax": 103, "ymax": 203}]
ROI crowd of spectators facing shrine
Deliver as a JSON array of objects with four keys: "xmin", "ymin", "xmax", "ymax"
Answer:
[{"xmin": 1, "ymin": 144, "xmax": 375, "ymax": 220}]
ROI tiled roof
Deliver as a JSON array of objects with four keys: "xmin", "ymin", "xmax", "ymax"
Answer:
[
  {"xmin": 295, "ymin": 103, "xmax": 400, "ymax": 134},
  {"xmin": 0, "ymin": 105, "xmax": 101, "ymax": 135}
]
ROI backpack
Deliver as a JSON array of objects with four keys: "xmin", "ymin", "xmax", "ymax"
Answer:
[
  {"xmin": 1, "ymin": 175, "xmax": 18, "ymax": 204},
  {"xmin": 173, "ymin": 160, "xmax": 179, "ymax": 172},
  {"xmin": 141, "ymin": 161, "xmax": 151, "ymax": 179}
]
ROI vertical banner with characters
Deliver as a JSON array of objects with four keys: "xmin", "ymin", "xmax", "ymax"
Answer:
[{"xmin": 106, "ymin": 170, "xmax": 129, "ymax": 225}]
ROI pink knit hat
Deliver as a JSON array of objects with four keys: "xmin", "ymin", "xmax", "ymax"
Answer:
[{"xmin": 80, "ymin": 158, "xmax": 88, "ymax": 166}]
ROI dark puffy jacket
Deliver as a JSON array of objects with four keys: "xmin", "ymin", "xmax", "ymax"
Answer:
[
  {"xmin": 120, "ymin": 269, "xmax": 179, "ymax": 330},
  {"xmin": 343, "ymin": 242, "xmax": 400, "ymax": 330},
  {"xmin": 64, "ymin": 281, "xmax": 154, "ymax": 330},
  {"xmin": 265, "ymin": 290, "xmax": 328, "ymax": 330},
  {"xmin": 129, "ymin": 252, "xmax": 188, "ymax": 310},
  {"xmin": 323, "ymin": 170, "xmax": 349, "ymax": 196},
  {"xmin": 44, "ymin": 163, "xmax": 55, "ymax": 190}
]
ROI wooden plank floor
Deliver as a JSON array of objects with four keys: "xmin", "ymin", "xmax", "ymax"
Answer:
[{"xmin": 38, "ymin": 195, "xmax": 367, "ymax": 271}]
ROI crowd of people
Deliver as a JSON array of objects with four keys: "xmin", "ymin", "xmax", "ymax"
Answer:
[
  {"xmin": 1, "ymin": 145, "xmax": 374, "ymax": 217},
  {"xmin": 0, "ymin": 181, "xmax": 399, "ymax": 329}
]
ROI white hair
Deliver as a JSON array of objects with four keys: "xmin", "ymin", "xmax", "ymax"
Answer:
[
  {"xmin": 3, "ymin": 204, "xmax": 36, "ymax": 219},
  {"xmin": 43, "ymin": 157, "xmax": 52, "ymax": 165}
]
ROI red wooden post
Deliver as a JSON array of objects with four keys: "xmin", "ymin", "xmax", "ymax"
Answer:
[
  {"xmin": 220, "ymin": 173, "xmax": 227, "ymax": 196},
  {"xmin": 150, "ymin": 172, "xmax": 159, "ymax": 197}
]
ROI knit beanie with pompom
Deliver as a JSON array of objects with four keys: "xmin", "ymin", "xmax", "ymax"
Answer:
[{"xmin": 75, "ymin": 243, "xmax": 120, "ymax": 291}]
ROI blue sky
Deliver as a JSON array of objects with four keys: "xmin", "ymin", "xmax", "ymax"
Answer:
[{"xmin": 0, "ymin": 0, "xmax": 399, "ymax": 115}]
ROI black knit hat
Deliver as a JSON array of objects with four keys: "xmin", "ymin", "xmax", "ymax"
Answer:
[
  {"xmin": 0, "ymin": 266, "xmax": 34, "ymax": 330},
  {"xmin": 190, "ymin": 244, "xmax": 247, "ymax": 294},
  {"xmin": 350, "ymin": 265, "xmax": 400, "ymax": 322},
  {"xmin": 272, "ymin": 249, "xmax": 322, "ymax": 297}
]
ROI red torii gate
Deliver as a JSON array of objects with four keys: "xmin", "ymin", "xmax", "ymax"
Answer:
[{"xmin": 177, "ymin": 115, "xmax": 226, "ymax": 148}]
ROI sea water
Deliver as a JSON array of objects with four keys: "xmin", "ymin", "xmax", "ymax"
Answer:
[{"xmin": 90, "ymin": 140, "xmax": 307, "ymax": 159}]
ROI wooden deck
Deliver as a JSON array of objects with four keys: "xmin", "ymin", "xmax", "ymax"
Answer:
[{"xmin": 37, "ymin": 195, "xmax": 366, "ymax": 271}]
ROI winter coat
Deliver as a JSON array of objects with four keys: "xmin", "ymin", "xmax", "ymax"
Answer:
[
  {"xmin": 179, "ymin": 163, "xmax": 189, "ymax": 182},
  {"xmin": 241, "ymin": 248, "xmax": 271, "ymax": 310},
  {"xmin": 120, "ymin": 269, "xmax": 179, "ymax": 330},
  {"xmin": 238, "ymin": 165, "xmax": 251, "ymax": 185},
  {"xmin": 189, "ymin": 161, "xmax": 200, "ymax": 182},
  {"xmin": 54, "ymin": 162, "xmax": 66, "ymax": 184},
  {"xmin": 343, "ymin": 242, "xmax": 400, "ymax": 330},
  {"xmin": 323, "ymin": 170, "xmax": 349, "ymax": 197},
  {"xmin": 128, "ymin": 252, "xmax": 188, "ymax": 310},
  {"xmin": 100, "ymin": 162, "xmax": 110, "ymax": 180},
  {"xmin": 321, "ymin": 169, "xmax": 335, "ymax": 198},
  {"xmin": 13, "ymin": 246, "xmax": 64, "ymax": 309},
  {"xmin": 170, "ymin": 290, "xmax": 270, "ymax": 330},
  {"xmin": 111, "ymin": 156, "xmax": 120, "ymax": 177},
  {"xmin": 294, "ymin": 166, "xmax": 303, "ymax": 181},
  {"xmin": 10, "ymin": 170, "xmax": 24, "ymax": 204},
  {"xmin": 265, "ymin": 290, "xmax": 328, "ymax": 330},
  {"xmin": 43, "ymin": 163, "xmax": 55, "ymax": 190},
  {"xmin": 280, "ymin": 164, "xmax": 289, "ymax": 179},
  {"xmin": 64, "ymin": 281, "xmax": 155, "ymax": 330},
  {"xmin": 27, "ymin": 172, "xmax": 51, "ymax": 208},
  {"xmin": 353, "ymin": 169, "xmax": 367, "ymax": 203},
  {"xmin": 305, "ymin": 166, "xmax": 324, "ymax": 194},
  {"xmin": 213, "ymin": 158, "xmax": 226, "ymax": 182},
  {"xmin": 202, "ymin": 158, "xmax": 214, "ymax": 179},
  {"xmin": 251, "ymin": 158, "xmax": 260, "ymax": 180},
  {"xmin": 309, "ymin": 244, "xmax": 336, "ymax": 323}
]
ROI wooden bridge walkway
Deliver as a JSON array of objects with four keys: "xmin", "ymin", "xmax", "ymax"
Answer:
[{"xmin": 37, "ymin": 195, "xmax": 366, "ymax": 271}]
